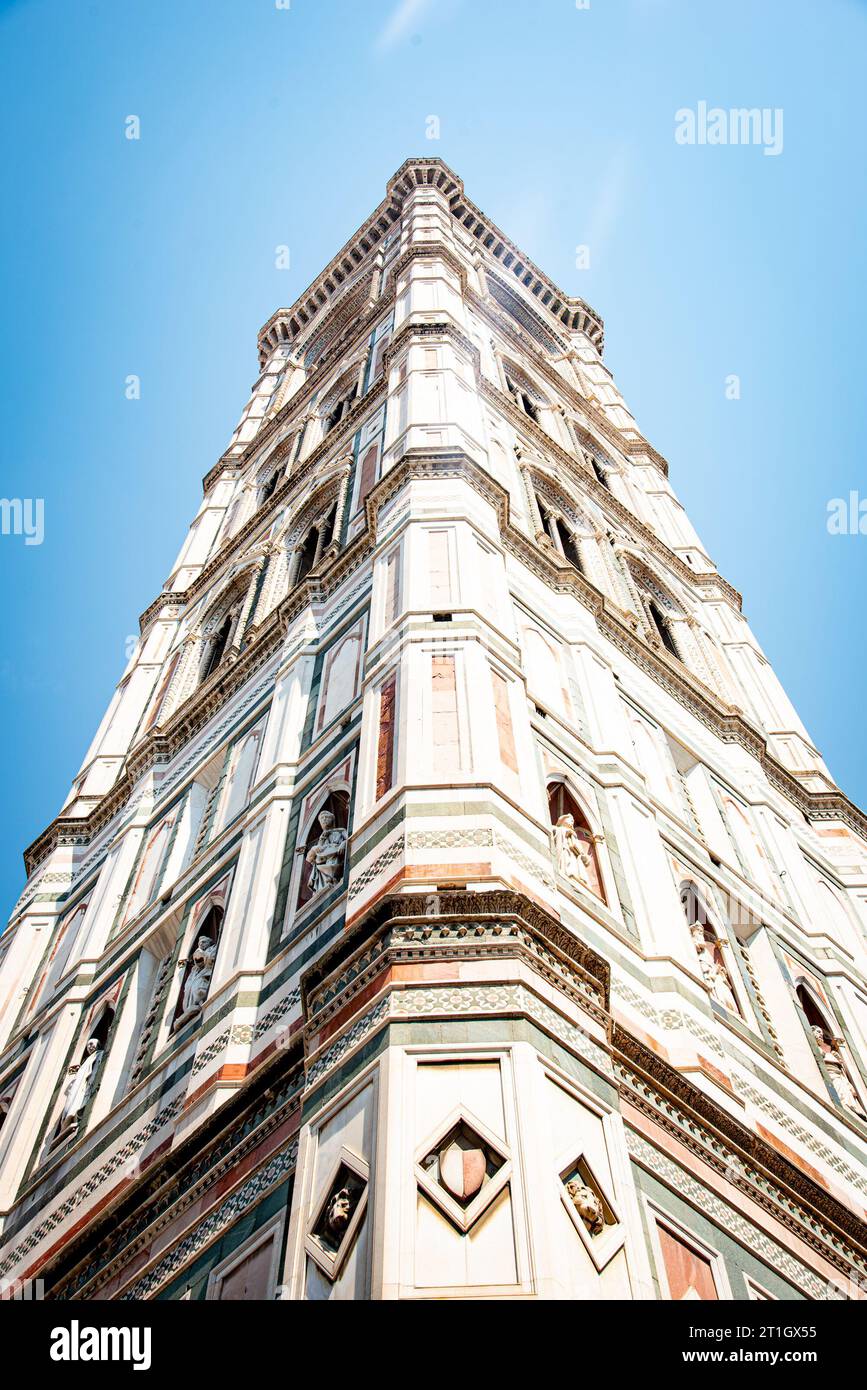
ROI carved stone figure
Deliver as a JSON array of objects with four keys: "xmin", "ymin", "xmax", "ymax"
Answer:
[
  {"xmin": 566, "ymin": 1179, "xmax": 605, "ymax": 1236},
  {"xmin": 175, "ymin": 933, "xmax": 217, "ymax": 1029},
  {"xmin": 324, "ymin": 1186, "xmax": 354, "ymax": 1239},
  {"xmin": 305, "ymin": 810, "xmax": 348, "ymax": 896},
  {"xmin": 552, "ymin": 813, "xmax": 599, "ymax": 891},
  {"xmin": 812, "ymin": 1027, "xmax": 867, "ymax": 1120},
  {"xmin": 57, "ymin": 1037, "xmax": 103, "ymax": 1134},
  {"xmin": 690, "ymin": 923, "xmax": 738, "ymax": 1013}
]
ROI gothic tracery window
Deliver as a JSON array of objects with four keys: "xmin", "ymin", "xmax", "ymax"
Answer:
[
  {"xmin": 648, "ymin": 597, "xmax": 680, "ymax": 659},
  {"xmin": 323, "ymin": 382, "xmax": 358, "ymax": 436},
  {"xmin": 258, "ymin": 467, "xmax": 281, "ymax": 506},
  {"xmin": 533, "ymin": 491, "xmax": 584, "ymax": 573},
  {"xmin": 201, "ymin": 600, "xmax": 244, "ymax": 682},
  {"xmin": 504, "ymin": 371, "xmax": 542, "ymax": 425},
  {"xmin": 551, "ymin": 515, "xmax": 584, "ymax": 572},
  {"xmin": 294, "ymin": 525, "xmax": 321, "ymax": 586},
  {"xmin": 292, "ymin": 503, "xmax": 338, "ymax": 587},
  {"xmin": 591, "ymin": 457, "xmax": 610, "ymax": 491}
]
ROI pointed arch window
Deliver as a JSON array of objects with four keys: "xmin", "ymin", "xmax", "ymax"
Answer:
[
  {"xmin": 324, "ymin": 382, "xmax": 358, "ymax": 436},
  {"xmin": 551, "ymin": 515, "xmax": 584, "ymax": 573},
  {"xmin": 201, "ymin": 601, "xmax": 244, "ymax": 682},
  {"xmin": 291, "ymin": 498, "xmax": 339, "ymax": 589},
  {"xmin": 295, "ymin": 526, "xmax": 321, "ymax": 587},
  {"xmin": 0, "ymin": 1082, "xmax": 16, "ymax": 1138},
  {"xmin": 533, "ymin": 489, "xmax": 584, "ymax": 573},
  {"xmin": 648, "ymin": 598, "xmax": 680, "ymax": 659},
  {"xmin": 548, "ymin": 784, "xmax": 605, "ymax": 901},
  {"xmin": 591, "ymin": 457, "xmax": 610, "ymax": 491},
  {"xmin": 318, "ymin": 502, "xmax": 338, "ymax": 553},
  {"xmin": 504, "ymin": 372, "xmax": 541, "ymax": 425},
  {"xmin": 258, "ymin": 468, "xmax": 281, "ymax": 506}
]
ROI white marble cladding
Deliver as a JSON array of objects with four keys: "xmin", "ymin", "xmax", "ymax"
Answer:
[{"xmin": 1, "ymin": 159, "xmax": 866, "ymax": 1299}]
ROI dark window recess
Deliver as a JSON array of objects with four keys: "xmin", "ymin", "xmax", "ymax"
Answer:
[
  {"xmin": 202, "ymin": 609, "xmax": 236, "ymax": 681},
  {"xmin": 259, "ymin": 470, "xmax": 280, "ymax": 504},
  {"xmin": 591, "ymin": 458, "xmax": 610, "ymax": 490},
  {"xmin": 649, "ymin": 599, "xmax": 679, "ymax": 659},
  {"xmin": 552, "ymin": 517, "xmax": 583, "ymax": 572},
  {"xmin": 432, "ymin": 612, "xmax": 452, "ymax": 622},
  {"xmin": 324, "ymin": 385, "xmax": 358, "ymax": 436},
  {"xmin": 506, "ymin": 376, "xmax": 541, "ymax": 424},
  {"xmin": 295, "ymin": 527, "xmax": 320, "ymax": 586}
]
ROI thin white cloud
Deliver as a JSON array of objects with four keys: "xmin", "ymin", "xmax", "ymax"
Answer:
[
  {"xmin": 585, "ymin": 146, "xmax": 631, "ymax": 255},
  {"xmin": 375, "ymin": 0, "xmax": 434, "ymax": 53}
]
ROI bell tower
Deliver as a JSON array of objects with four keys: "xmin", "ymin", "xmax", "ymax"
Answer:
[{"xmin": 0, "ymin": 160, "xmax": 866, "ymax": 1303}]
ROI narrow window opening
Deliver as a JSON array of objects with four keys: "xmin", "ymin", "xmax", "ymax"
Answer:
[
  {"xmin": 202, "ymin": 608, "xmax": 238, "ymax": 681},
  {"xmin": 649, "ymin": 599, "xmax": 679, "ymax": 659},
  {"xmin": 295, "ymin": 526, "xmax": 320, "ymax": 586}
]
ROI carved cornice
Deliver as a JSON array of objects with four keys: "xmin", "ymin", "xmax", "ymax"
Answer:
[
  {"xmin": 302, "ymin": 889, "xmax": 611, "ymax": 1034},
  {"xmin": 22, "ymin": 450, "xmax": 867, "ymax": 884},
  {"xmin": 615, "ymin": 1024, "xmax": 867, "ymax": 1276},
  {"xmin": 383, "ymin": 315, "xmax": 480, "ymax": 376},
  {"xmin": 42, "ymin": 1046, "xmax": 304, "ymax": 1300}
]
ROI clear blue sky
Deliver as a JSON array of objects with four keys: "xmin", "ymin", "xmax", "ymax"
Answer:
[{"xmin": 1, "ymin": 0, "xmax": 865, "ymax": 921}]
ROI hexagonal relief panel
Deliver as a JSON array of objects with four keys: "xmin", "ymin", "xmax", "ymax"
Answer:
[
  {"xmin": 415, "ymin": 1107, "xmax": 511, "ymax": 1234},
  {"xmin": 305, "ymin": 1147, "xmax": 369, "ymax": 1282},
  {"xmin": 558, "ymin": 1152, "xmax": 624, "ymax": 1272}
]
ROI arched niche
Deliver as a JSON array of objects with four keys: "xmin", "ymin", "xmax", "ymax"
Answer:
[
  {"xmin": 123, "ymin": 815, "xmax": 174, "ymax": 926},
  {"xmin": 679, "ymin": 881, "xmax": 740, "ymax": 1015},
  {"xmin": 297, "ymin": 789, "xmax": 350, "ymax": 909},
  {"xmin": 216, "ymin": 721, "xmax": 265, "ymax": 833},
  {"xmin": 547, "ymin": 782, "xmax": 605, "ymax": 902},
  {"xmin": 502, "ymin": 359, "xmax": 546, "ymax": 425},
  {"xmin": 794, "ymin": 978, "xmax": 867, "ymax": 1121},
  {"xmin": 172, "ymin": 901, "xmax": 225, "ymax": 1033},
  {"xmin": 48, "ymin": 1000, "xmax": 117, "ymax": 1152}
]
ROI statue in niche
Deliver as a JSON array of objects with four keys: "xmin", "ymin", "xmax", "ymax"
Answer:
[
  {"xmin": 566, "ymin": 1179, "xmax": 605, "ymax": 1236},
  {"xmin": 812, "ymin": 1027, "xmax": 867, "ymax": 1120},
  {"xmin": 57, "ymin": 1037, "xmax": 104, "ymax": 1136},
  {"xmin": 305, "ymin": 809, "xmax": 348, "ymax": 897},
  {"xmin": 174, "ymin": 934, "xmax": 218, "ymax": 1030},
  {"xmin": 552, "ymin": 813, "xmax": 600, "ymax": 891},
  {"xmin": 690, "ymin": 922, "xmax": 738, "ymax": 1014}
]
